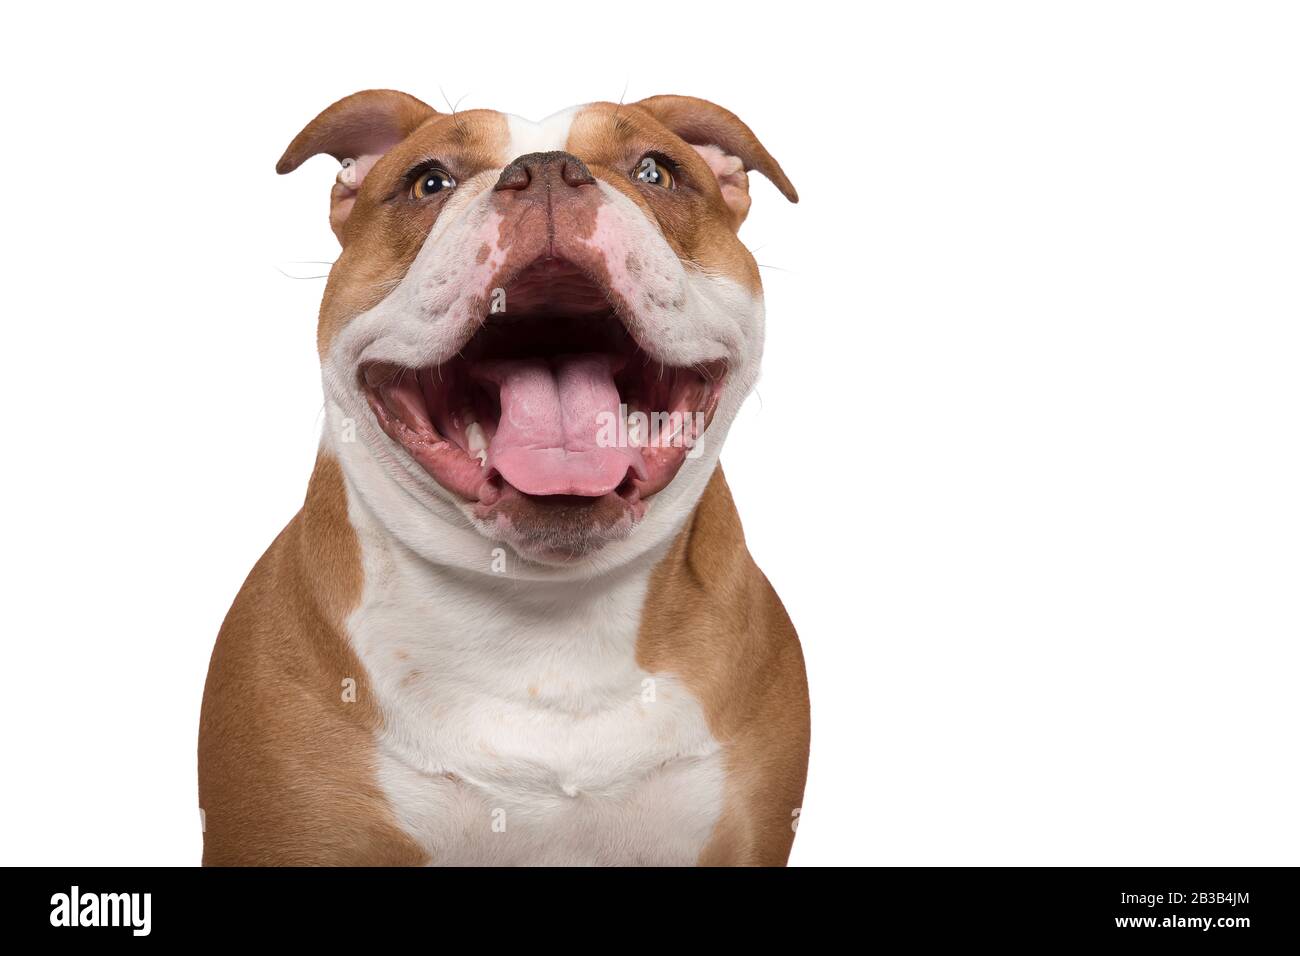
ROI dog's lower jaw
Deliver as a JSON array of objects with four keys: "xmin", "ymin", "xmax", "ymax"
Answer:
[{"xmin": 467, "ymin": 488, "xmax": 641, "ymax": 565}]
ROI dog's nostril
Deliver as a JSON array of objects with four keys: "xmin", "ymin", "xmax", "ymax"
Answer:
[
  {"xmin": 494, "ymin": 162, "xmax": 531, "ymax": 192},
  {"xmin": 560, "ymin": 157, "xmax": 595, "ymax": 187}
]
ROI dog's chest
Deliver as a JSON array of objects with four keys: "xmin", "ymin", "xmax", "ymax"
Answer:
[{"xmin": 346, "ymin": 538, "xmax": 725, "ymax": 865}]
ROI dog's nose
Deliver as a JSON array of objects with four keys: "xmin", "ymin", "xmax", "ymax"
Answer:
[{"xmin": 494, "ymin": 151, "xmax": 596, "ymax": 192}]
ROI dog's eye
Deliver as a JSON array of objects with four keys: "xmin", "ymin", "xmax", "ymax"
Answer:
[
  {"xmin": 633, "ymin": 155, "xmax": 674, "ymax": 189},
  {"xmin": 411, "ymin": 167, "xmax": 456, "ymax": 199}
]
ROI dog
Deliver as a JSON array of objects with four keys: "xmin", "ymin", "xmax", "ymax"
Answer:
[{"xmin": 198, "ymin": 90, "xmax": 809, "ymax": 865}]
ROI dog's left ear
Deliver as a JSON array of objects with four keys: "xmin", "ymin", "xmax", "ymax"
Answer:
[
  {"xmin": 634, "ymin": 95, "xmax": 798, "ymax": 229},
  {"xmin": 276, "ymin": 89, "xmax": 438, "ymax": 242}
]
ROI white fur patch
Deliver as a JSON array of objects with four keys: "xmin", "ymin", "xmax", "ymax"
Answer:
[
  {"xmin": 504, "ymin": 107, "xmax": 580, "ymax": 159},
  {"xmin": 343, "ymin": 483, "xmax": 726, "ymax": 865}
]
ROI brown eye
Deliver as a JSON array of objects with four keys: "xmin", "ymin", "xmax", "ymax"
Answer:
[
  {"xmin": 411, "ymin": 166, "xmax": 456, "ymax": 199},
  {"xmin": 633, "ymin": 155, "xmax": 674, "ymax": 189}
]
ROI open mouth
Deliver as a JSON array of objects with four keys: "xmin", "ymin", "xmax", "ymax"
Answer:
[{"xmin": 360, "ymin": 256, "xmax": 726, "ymax": 517}]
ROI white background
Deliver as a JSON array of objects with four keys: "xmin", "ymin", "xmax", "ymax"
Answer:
[{"xmin": 1, "ymin": 2, "xmax": 1296, "ymax": 866}]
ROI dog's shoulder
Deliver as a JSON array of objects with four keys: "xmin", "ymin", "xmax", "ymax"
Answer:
[
  {"xmin": 639, "ymin": 467, "xmax": 811, "ymax": 865},
  {"xmin": 198, "ymin": 455, "xmax": 425, "ymax": 865}
]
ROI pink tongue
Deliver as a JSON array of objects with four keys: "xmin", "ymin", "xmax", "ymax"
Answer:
[{"xmin": 474, "ymin": 354, "xmax": 646, "ymax": 497}]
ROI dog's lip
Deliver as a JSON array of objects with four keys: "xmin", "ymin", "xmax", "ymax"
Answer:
[{"xmin": 468, "ymin": 481, "xmax": 647, "ymax": 564}]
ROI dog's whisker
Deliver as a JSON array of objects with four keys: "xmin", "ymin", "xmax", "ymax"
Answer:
[{"xmin": 275, "ymin": 268, "xmax": 330, "ymax": 280}]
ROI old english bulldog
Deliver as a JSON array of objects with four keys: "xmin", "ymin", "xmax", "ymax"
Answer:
[{"xmin": 198, "ymin": 90, "xmax": 810, "ymax": 865}]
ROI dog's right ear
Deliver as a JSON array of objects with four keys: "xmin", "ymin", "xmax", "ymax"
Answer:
[{"xmin": 276, "ymin": 89, "xmax": 437, "ymax": 242}]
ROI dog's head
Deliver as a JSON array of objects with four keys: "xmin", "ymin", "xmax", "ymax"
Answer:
[{"xmin": 279, "ymin": 90, "xmax": 796, "ymax": 568}]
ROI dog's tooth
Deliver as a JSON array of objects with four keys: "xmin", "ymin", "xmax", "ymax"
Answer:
[
  {"xmin": 460, "ymin": 407, "xmax": 478, "ymax": 426},
  {"xmin": 466, "ymin": 422, "xmax": 488, "ymax": 466}
]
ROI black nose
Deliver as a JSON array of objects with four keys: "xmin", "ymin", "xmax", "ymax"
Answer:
[{"xmin": 494, "ymin": 151, "xmax": 596, "ymax": 192}]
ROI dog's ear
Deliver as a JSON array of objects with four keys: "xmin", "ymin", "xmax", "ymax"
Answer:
[
  {"xmin": 276, "ymin": 89, "xmax": 437, "ymax": 242},
  {"xmin": 634, "ymin": 95, "xmax": 797, "ymax": 229}
]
